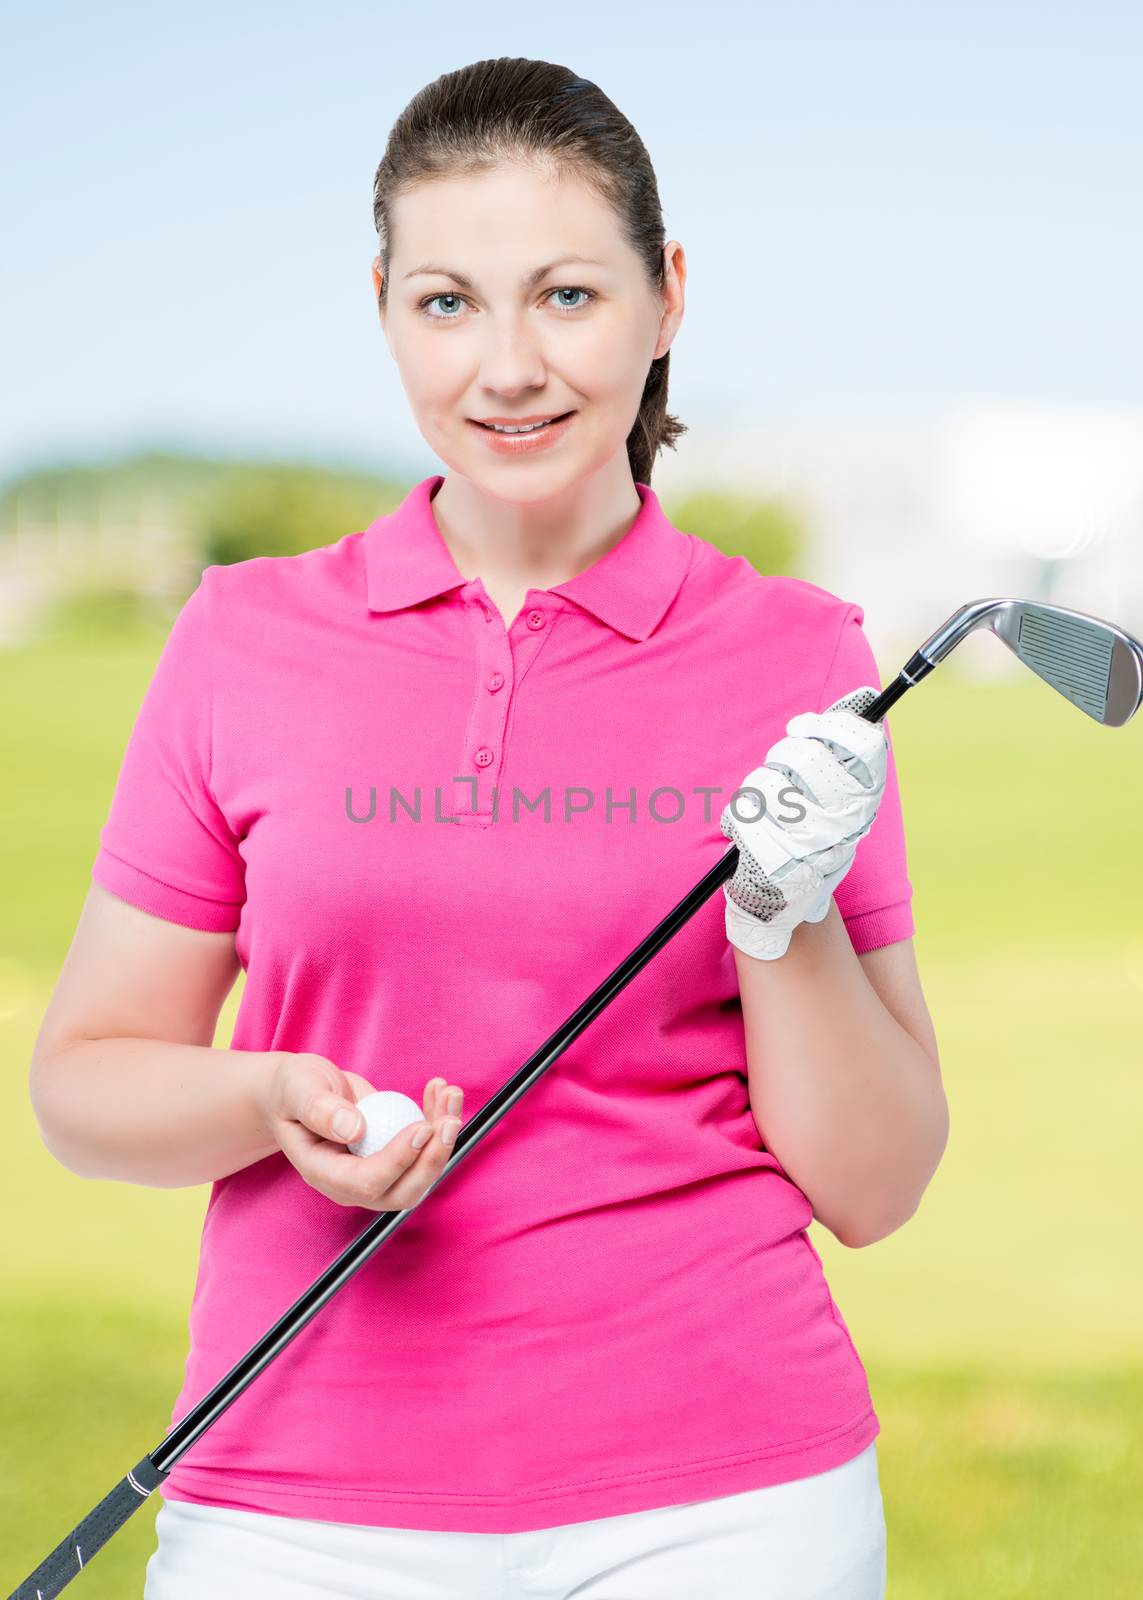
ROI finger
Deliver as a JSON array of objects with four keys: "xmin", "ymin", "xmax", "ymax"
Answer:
[
  {"xmin": 281, "ymin": 1073, "xmax": 364, "ymax": 1146},
  {"xmin": 280, "ymin": 1114, "xmax": 427, "ymax": 1206},
  {"xmin": 721, "ymin": 818, "xmax": 797, "ymax": 886},
  {"xmin": 423, "ymin": 1077, "xmax": 446, "ymax": 1119},
  {"xmin": 325, "ymin": 1095, "xmax": 365, "ymax": 1144},
  {"xmin": 427, "ymin": 1079, "xmax": 462, "ymax": 1127},
  {"xmin": 355, "ymin": 1109, "xmax": 462, "ymax": 1207},
  {"xmin": 380, "ymin": 1114, "xmax": 464, "ymax": 1204},
  {"xmin": 724, "ymin": 763, "xmax": 804, "ymax": 824},
  {"xmin": 343, "ymin": 1071, "xmax": 378, "ymax": 1103},
  {"xmin": 765, "ymin": 733, "xmax": 876, "ymax": 805},
  {"xmin": 786, "ymin": 707, "xmax": 887, "ymax": 776},
  {"xmin": 746, "ymin": 761, "xmax": 879, "ymax": 855}
]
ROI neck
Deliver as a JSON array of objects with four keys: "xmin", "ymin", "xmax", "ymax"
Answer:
[{"xmin": 430, "ymin": 459, "xmax": 643, "ymax": 592}]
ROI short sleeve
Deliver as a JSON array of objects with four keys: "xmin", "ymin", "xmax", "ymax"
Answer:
[
  {"xmin": 818, "ymin": 603, "xmax": 915, "ymax": 954},
  {"xmin": 90, "ymin": 568, "xmax": 246, "ymax": 932}
]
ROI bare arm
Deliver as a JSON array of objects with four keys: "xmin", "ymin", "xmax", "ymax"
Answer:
[
  {"xmin": 29, "ymin": 882, "xmax": 281, "ymax": 1188},
  {"xmin": 735, "ymin": 902, "xmax": 948, "ymax": 1248}
]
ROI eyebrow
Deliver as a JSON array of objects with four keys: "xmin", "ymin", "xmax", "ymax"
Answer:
[{"xmin": 401, "ymin": 254, "xmax": 606, "ymax": 292}]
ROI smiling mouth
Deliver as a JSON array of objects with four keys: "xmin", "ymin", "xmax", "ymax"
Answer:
[{"xmin": 472, "ymin": 412, "xmax": 574, "ymax": 433}]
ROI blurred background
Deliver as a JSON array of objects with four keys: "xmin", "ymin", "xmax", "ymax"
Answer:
[{"xmin": 2, "ymin": 4, "xmax": 1141, "ymax": 1595}]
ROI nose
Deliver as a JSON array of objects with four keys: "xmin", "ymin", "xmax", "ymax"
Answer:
[{"xmin": 476, "ymin": 316, "xmax": 549, "ymax": 396}]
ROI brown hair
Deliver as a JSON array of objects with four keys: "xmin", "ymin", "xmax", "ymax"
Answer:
[{"xmin": 371, "ymin": 57, "xmax": 687, "ymax": 487}]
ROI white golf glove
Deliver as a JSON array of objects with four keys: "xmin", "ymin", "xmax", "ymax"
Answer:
[{"xmin": 719, "ymin": 686, "xmax": 888, "ymax": 960}]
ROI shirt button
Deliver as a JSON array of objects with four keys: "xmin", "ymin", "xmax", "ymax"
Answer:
[
  {"xmin": 488, "ymin": 672, "xmax": 504, "ymax": 692},
  {"xmin": 474, "ymin": 747, "xmax": 494, "ymax": 767},
  {"xmin": 526, "ymin": 609, "xmax": 545, "ymax": 630}
]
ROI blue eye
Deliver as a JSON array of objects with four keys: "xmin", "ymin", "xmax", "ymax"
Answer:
[
  {"xmin": 418, "ymin": 293, "xmax": 465, "ymax": 319},
  {"xmin": 548, "ymin": 287, "xmax": 594, "ymax": 313},
  {"xmin": 417, "ymin": 286, "xmax": 597, "ymax": 321}
]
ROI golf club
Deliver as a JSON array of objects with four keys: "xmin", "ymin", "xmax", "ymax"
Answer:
[{"xmin": 10, "ymin": 595, "xmax": 1143, "ymax": 1600}]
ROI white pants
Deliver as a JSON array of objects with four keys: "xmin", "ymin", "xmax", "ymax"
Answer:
[{"xmin": 143, "ymin": 1440, "xmax": 886, "ymax": 1599}]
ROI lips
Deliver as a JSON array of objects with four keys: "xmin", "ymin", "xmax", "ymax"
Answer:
[{"xmin": 474, "ymin": 412, "xmax": 573, "ymax": 431}]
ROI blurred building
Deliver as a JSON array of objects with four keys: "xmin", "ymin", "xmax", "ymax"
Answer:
[
  {"xmin": 656, "ymin": 399, "xmax": 1143, "ymax": 679},
  {"xmin": 0, "ymin": 490, "xmax": 199, "ymax": 642}
]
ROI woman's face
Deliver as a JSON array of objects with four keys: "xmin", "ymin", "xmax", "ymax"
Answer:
[{"xmin": 372, "ymin": 161, "xmax": 685, "ymax": 495}]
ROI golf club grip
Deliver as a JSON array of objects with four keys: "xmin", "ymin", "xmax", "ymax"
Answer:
[
  {"xmin": 8, "ymin": 1455, "xmax": 166, "ymax": 1600},
  {"xmin": 858, "ymin": 674, "xmax": 911, "ymax": 724}
]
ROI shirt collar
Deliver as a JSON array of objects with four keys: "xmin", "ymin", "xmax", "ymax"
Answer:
[{"xmin": 363, "ymin": 475, "xmax": 692, "ymax": 642}]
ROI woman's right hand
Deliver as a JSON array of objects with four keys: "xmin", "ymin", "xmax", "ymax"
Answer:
[{"xmin": 256, "ymin": 1052, "xmax": 465, "ymax": 1212}]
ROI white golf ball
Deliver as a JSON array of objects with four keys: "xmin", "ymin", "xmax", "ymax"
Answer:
[{"xmin": 347, "ymin": 1090, "xmax": 426, "ymax": 1159}]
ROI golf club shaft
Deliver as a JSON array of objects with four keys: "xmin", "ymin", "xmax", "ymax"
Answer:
[
  {"xmin": 8, "ymin": 673, "xmax": 916, "ymax": 1600},
  {"xmin": 148, "ymin": 672, "xmax": 909, "ymax": 1471}
]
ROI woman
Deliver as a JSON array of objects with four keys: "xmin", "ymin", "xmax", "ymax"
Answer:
[{"xmin": 30, "ymin": 56, "xmax": 947, "ymax": 1600}]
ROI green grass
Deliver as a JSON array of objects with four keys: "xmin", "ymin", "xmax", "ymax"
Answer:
[
  {"xmin": 3, "ymin": 1301, "xmax": 1141, "ymax": 1598},
  {"xmin": 3, "ymin": 618, "xmax": 1142, "ymax": 1596}
]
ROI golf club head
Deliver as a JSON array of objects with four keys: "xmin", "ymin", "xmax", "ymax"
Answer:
[{"xmin": 915, "ymin": 598, "xmax": 1143, "ymax": 727}]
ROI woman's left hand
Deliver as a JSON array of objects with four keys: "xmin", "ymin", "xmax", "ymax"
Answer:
[{"xmin": 719, "ymin": 686, "xmax": 888, "ymax": 960}]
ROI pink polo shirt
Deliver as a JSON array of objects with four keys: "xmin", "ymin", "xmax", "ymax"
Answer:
[{"xmin": 91, "ymin": 472, "xmax": 915, "ymax": 1534}]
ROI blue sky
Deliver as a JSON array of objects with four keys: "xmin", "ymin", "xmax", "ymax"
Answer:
[{"xmin": 2, "ymin": 1, "xmax": 1141, "ymax": 485}]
